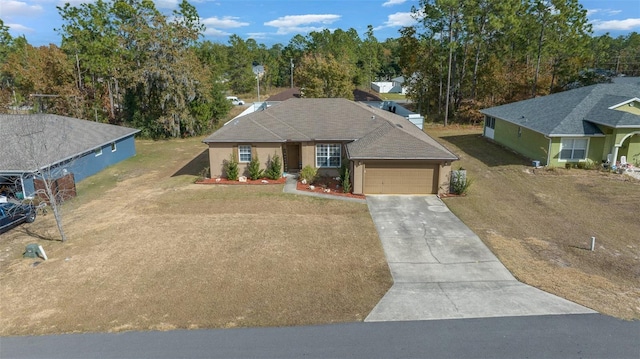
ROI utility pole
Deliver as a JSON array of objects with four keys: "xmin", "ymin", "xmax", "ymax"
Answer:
[
  {"xmin": 253, "ymin": 65, "xmax": 264, "ymax": 102},
  {"xmin": 290, "ymin": 58, "xmax": 294, "ymax": 88}
]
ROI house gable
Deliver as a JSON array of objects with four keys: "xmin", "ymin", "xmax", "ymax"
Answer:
[{"xmin": 609, "ymin": 98, "xmax": 640, "ymax": 116}]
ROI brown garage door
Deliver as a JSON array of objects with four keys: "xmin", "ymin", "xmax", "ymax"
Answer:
[{"xmin": 364, "ymin": 161, "xmax": 438, "ymax": 194}]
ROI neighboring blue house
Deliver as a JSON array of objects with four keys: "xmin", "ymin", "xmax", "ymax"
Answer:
[{"xmin": 0, "ymin": 114, "xmax": 140, "ymax": 198}]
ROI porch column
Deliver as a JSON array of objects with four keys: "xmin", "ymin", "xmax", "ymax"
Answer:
[{"xmin": 611, "ymin": 145, "xmax": 621, "ymax": 167}]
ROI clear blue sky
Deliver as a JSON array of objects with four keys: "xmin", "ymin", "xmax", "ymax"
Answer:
[{"xmin": 1, "ymin": 0, "xmax": 639, "ymax": 47}]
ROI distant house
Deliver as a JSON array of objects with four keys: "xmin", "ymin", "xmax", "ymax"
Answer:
[
  {"xmin": 480, "ymin": 80, "xmax": 640, "ymax": 167},
  {"xmin": 203, "ymin": 98, "xmax": 458, "ymax": 195},
  {"xmin": 371, "ymin": 76, "xmax": 407, "ymax": 94},
  {"xmin": 0, "ymin": 114, "xmax": 139, "ymax": 198}
]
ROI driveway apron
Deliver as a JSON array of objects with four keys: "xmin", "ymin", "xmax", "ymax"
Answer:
[{"xmin": 365, "ymin": 195, "xmax": 594, "ymax": 322}]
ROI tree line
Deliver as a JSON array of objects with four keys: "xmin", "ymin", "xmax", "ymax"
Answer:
[
  {"xmin": 0, "ymin": 0, "xmax": 639, "ymax": 138},
  {"xmin": 400, "ymin": 0, "xmax": 640, "ymax": 124}
]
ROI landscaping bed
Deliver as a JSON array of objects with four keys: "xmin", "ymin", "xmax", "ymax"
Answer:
[
  {"xmin": 296, "ymin": 177, "xmax": 366, "ymax": 200},
  {"xmin": 196, "ymin": 177, "xmax": 287, "ymax": 185}
]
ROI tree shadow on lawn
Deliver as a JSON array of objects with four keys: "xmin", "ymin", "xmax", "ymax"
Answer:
[
  {"xmin": 440, "ymin": 134, "xmax": 532, "ymax": 167},
  {"xmin": 172, "ymin": 149, "xmax": 209, "ymax": 177}
]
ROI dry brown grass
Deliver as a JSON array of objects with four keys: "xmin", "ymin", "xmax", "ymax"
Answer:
[
  {"xmin": 429, "ymin": 125, "xmax": 640, "ymax": 320},
  {"xmin": 0, "ymin": 137, "xmax": 391, "ymax": 336}
]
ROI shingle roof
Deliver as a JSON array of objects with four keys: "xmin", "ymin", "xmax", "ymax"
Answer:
[
  {"xmin": 203, "ymin": 98, "xmax": 457, "ymax": 161},
  {"xmin": 480, "ymin": 82, "xmax": 640, "ymax": 136},
  {"xmin": 0, "ymin": 114, "xmax": 139, "ymax": 173}
]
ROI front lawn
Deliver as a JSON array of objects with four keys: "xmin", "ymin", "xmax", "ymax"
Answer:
[
  {"xmin": 429, "ymin": 125, "xmax": 640, "ymax": 320},
  {"xmin": 0, "ymin": 137, "xmax": 391, "ymax": 336}
]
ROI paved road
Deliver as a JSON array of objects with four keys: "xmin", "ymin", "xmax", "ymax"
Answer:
[
  {"xmin": 366, "ymin": 195, "xmax": 594, "ymax": 321},
  {"xmin": 1, "ymin": 314, "xmax": 638, "ymax": 359}
]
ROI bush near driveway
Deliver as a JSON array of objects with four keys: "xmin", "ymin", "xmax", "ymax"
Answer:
[
  {"xmin": 428, "ymin": 125, "xmax": 640, "ymax": 320},
  {"xmin": 0, "ymin": 137, "xmax": 392, "ymax": 336}
]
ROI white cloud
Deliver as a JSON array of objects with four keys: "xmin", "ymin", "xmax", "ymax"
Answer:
[
  {"xmin": 203, "ymin": 27, "xmax": 231, "ymax": 37},
  {"xmin": 586, "ymin": 8, "xmax": 622, "ymax": 17},
  {"xmin": 592, "ymin": 18, "xmax": 640, "ymax": 31},
  {"xmin": 247, "ymin": 32, "xmax": 269, "ymax": 40},
  {"xmin": 375, "ymin": 11, "xmax": 419, "ymax": 30},
  {"xmin": 382, "ymin": 0, "xmax": 406, "ymax": 7},
  {"xmin": 1, "ymin": 0, "xmax": 43, "ymax": 17},
  {"xmin": 202, "ymin": 16, "xmax": 249, "ymax": 29},
  {"xmin": 202, "ymin": 16, "xmax": 248, "ymax": 38},
  {"xmin": 264, "ymin": 14, "xmax": 340, "ymax": 34},
  {"xmin": 6, "ymin": 23, "xmax": 35, "ymax": 33}
]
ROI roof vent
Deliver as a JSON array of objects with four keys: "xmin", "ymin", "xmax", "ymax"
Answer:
[
  {"xmin": 371, "ymin": 115, "xmax": 376, "ymax": 120},
  {"xmin": 396, "ymin": 123, "xmax": 403, "ymax": 128}
]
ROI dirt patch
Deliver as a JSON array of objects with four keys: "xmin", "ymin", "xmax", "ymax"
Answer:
[{"xmin": 429, "ymin": 125, "xmax": 640, "ymax": 320}]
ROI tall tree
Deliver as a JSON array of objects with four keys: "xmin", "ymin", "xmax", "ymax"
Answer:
[
  {"xmin": 295, "ymin": 53, "xmax": 354, "ymax": 99},
  {"xmin": 362, "ymin": 25, "xmax": 381, "ymax": 86},
  {"xmin": 226, "ymin": 35, "xmax": 255, "ymax": 94}
]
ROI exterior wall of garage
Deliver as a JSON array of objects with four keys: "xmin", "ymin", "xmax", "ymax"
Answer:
[{"xmin": 352, "ymin": 160, "xmax": 451, "ymax": 195}]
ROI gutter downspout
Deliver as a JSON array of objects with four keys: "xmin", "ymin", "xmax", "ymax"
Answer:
[{"xmin": 544, "ymin": 136, "xmax": 552, "ymax": 166}]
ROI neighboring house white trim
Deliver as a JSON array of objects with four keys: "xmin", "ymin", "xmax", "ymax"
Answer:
[{"xmin": 608, "ymin": 97, "xmax": 640, "ymax": 109}]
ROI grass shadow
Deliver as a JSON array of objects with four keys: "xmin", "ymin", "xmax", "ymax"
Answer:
[
  {"xmin": 569, "ymin": 245, "xmax": 592, "ymax": 251},
  {"xmin": 172, "ymin": 149, "xmax": 209, "ymax": 177},
  {"xmin": 440, "ymin": 134, "xmax": 532, "ymax": 167},
  {"xmin": 21, "ymin": 227, "xmax": 62, "ymax": 242}
]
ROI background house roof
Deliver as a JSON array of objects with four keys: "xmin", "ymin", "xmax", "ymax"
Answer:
[
  {"xmin": 203, "ymin": 98, "xmax": 457, "ymax": 161},
  {"xmin": 0, "ymin": 114, "xmax": 140, "ymax": 173},
  {"xmin": 480, "ymin": 82, "xmax": 640, "ymax": 136}
]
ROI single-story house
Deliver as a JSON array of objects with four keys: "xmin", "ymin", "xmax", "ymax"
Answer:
[
  {"xmin": 371, "ymin": 76, "xmax": 407, "ymax": 95},
  {"xmin": 362, "ymin": 101, "xmax": 425, "ymax": 130},
  {"xmin": 0, "ymin": 114, "xmax": 140, "ymax": 198},
  {"xmin": 203, "ymin": 98, "xmax": 458, "ymax": 195},
  {"xmin": 480, "ymin": 80, "xmax": 640, "ymax": 167}
]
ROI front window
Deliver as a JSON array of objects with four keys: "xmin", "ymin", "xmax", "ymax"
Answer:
[
  {"xmin": 560, "ymin": 138, "xmax": 588, "ymax": 160},
  {"xmin": 238, "ymin": 145, "xmax": 251, "ymax": 162},
  {"xmin": 316, "ymin": 144, "xmax": 341, "ymax": 168}
]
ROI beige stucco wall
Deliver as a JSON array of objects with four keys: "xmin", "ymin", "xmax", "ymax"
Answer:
[
  {"xmin": 352, "ymin": 161, "xmax": 365, "ymax": 194},
  {"xmin": 300, "ymin": 142, "xmax": 315, "ymax": 169},
  {"xmin": 438, "ymin": 162, "xmax": 452, "ymax": 195},
  {"xmin": 208, "ymin": 142, "xmax": 282, "ymax": 178}
]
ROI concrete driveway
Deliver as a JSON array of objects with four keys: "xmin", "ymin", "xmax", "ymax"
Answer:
[{"xmin": 365, "ymin": 195, "xmax": 594, "ymax": 322}]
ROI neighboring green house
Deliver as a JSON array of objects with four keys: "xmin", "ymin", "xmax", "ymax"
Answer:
[{"xmin": 480, "ymin": 80, "xmax": 640, "ymax": 168}]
